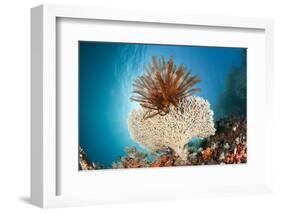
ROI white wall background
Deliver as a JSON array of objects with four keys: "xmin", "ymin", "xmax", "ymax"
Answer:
[{"xmin": 0, "ymin": 0, "xmax": 280, "ymax": 212}]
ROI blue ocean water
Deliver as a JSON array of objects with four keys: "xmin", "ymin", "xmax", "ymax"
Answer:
[{"xmin": 79, "ymin": 41, "xmax": 246, "ymax": 167}]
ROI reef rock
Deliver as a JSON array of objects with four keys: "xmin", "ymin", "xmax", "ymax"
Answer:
[{"xmin": 128, "ymin": 96, "xmax": 216, "ymax": 158}]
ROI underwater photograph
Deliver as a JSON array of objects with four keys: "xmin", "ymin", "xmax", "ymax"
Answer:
[{"xmin": 78, "ymin": 41, "xmax": 247, "ymax": 170}]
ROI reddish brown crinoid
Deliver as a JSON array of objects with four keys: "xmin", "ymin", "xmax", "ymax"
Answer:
[{"xmin": 131, "ymin": 56, "xmax": 201, "ymax": 118}]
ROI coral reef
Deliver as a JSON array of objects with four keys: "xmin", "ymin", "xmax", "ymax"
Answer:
[
  {"xmin": 204, "ymin": 116, "xmax": 247, "ymax": 165},
  {"xmin": 112, "ymin": 146, "xmax": 151, "ymax": 169},
  {"xmin": 79, "ymin": 147, "xmax": 94, "ymax": 170},
  {"xmin": 128, "ymin": 56, "xmax": 215, "ymax": 159},
  {"xmin": 79, "ymin": 116, "xmax": 246, "ymax": 170},
  {"xmin": 128, "ymin": 96, "xmax": 216, "ymax": 159},
  {"xmin": 130, "ymin": 56, "xmax": 201, "ymax": 118},
  {"xmin": 78, "ymin": 55, "xmax": 247, "ymax": 171},
  {"xmin": 185, "ymin": 116, "xmax": 247, "ymax": 165},
  {"xmin": 79, "ymin": 147, "xmax": 104, "ymax": 170}
]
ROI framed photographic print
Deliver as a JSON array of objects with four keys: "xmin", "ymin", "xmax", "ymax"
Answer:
[{"xmin": 31, "ymin": 4, "xmax": 274, "ymax": 208}]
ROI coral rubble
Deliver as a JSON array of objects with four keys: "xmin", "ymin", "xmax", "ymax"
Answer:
[{"xmin": 128, "ymin": 96, "xmax": 216, "ymax": 159}]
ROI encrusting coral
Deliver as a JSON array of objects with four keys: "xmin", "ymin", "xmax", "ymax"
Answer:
[{"xmin": 128, "ymin": 96, "xmax": 216, "ymax": 159}]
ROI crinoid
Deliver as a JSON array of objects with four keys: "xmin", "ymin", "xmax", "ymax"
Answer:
[{"xmin": 130, "ymin": 56, "xmax": 201, "ymax": 118}]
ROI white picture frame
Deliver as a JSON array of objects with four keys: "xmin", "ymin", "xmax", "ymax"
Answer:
[{"xmin": 31, "ymin": 4, "xmax": 274, "ymax": 208}]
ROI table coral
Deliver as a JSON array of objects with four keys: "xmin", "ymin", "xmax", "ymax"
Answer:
[{"xmin": 128, "ymin": 96, "xmax": 216, "ymax": 158}]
